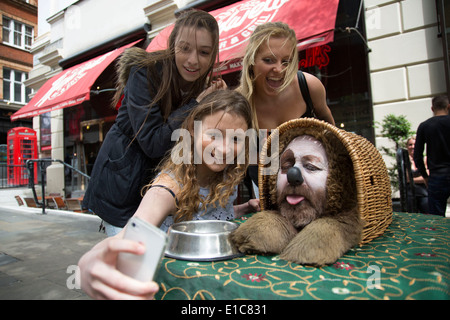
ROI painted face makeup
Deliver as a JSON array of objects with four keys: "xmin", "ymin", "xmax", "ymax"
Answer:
[{"xmin": 276, "ymin": 135, "xmax": 329, "ymax": 227}]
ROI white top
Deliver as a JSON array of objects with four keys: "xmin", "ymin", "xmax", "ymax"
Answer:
[{"xmin": 158, "ymin": 172, "xmax": 237, "ymax": 232}]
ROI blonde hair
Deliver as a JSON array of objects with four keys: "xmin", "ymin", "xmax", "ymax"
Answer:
[
  {"xmin": 237, "ymin": 22, "xmax": 298, "ymax": 130},
  {"xmin": 143, "ymin": 90, "xmax": 253, "ymax": 222}
]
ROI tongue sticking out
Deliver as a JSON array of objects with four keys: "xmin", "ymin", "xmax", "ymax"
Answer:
[{"xmin": 286, "ymin": 195, "xmax": 304, "ymax": 205}]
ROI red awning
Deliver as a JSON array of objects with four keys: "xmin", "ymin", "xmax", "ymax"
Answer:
[
  {"xmin": 11, "ymin": 40, "xmax": 141, "ymax": 121},
  {"xmin": 147, "ymin": 0, "xmax": 339, "ymax": 74}
]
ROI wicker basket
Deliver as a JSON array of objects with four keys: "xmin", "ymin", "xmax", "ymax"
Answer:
[{"xmin": 258, "ymin": 118, "xmax": 392, "ymax": 245}]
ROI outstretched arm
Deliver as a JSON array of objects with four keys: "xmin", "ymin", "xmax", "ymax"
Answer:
[
  {"xmin": 78, "ymin": 173, "xmax": 179, "ymax": 299},
  {"xmin": 233, "ymin": 198, "xmax": 260, "ymax": 218}
]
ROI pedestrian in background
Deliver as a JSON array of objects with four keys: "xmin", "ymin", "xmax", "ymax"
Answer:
[
  {"xmin": 406, "ymin": 137, "xmax": 428, "ymax": 213},
  {"xmin": 413, "ymin": 95, "xmax": 450, "ymax": 216}
]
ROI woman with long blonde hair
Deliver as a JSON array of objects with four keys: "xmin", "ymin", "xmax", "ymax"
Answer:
[
  {"xmin": 237, "ymin": 22, "xmax": 335, "ymax": 194},
  {"xmin": 237, "ymin": 22, "xmax": 334, "ymax": 130}
]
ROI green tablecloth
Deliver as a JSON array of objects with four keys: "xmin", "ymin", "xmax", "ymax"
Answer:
[{"xmin": 155, "ymin": 212, "xmax": 449, "ymax": 300}]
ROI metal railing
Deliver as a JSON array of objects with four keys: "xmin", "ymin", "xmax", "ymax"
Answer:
[
  {"xmin": 25, "ymin": 159, "xmax": 90, "ymax": 214},
  {"xmin": 0, "ymin": 163, "xmax": 30, "ymax": 188}
]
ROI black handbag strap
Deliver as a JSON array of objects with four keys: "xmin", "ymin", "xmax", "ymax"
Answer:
[{"xmin": 297, "ymin": 71, "xmax": 316, "ymax": 117}]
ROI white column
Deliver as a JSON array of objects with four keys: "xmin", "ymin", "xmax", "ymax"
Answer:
[{"xmin": 46, "ymin": 109, "xmax": 65, "ymax": 195}]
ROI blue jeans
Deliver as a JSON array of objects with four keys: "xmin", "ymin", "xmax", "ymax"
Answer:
[
  {"xmin": 103, "ymin": 220, "xmax": 123, "ymax": 237},
  {"xmin": 427, "ymin": 174, "xmax": 450, "ymax": 217}
]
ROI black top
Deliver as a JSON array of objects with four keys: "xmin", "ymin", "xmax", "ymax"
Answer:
[
  {"xmin": 413, "ymin": 114, "xmax": 450, "ymax": 178},
  {"xmin": 297, "ymin": 71, "xmax": 315, "ymax": 118},
  {"xmin": 247, "ymin": 71, "xmax": 316, "ymax": 185}
]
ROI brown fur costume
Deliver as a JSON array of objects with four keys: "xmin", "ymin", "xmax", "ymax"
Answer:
[{"xmin": 230, "ymin": 123, "xmax": 365, "ymax": 266}]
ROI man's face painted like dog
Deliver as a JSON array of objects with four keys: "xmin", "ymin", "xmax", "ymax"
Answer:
[{"xmin": 276, "ymin": 135, "xmax": 329, "ymax": 228}]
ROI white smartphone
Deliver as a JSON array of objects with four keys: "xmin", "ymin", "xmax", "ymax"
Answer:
[{"xmin": 116, "ymin": 217, "xmax": 167, "ymax": 282}]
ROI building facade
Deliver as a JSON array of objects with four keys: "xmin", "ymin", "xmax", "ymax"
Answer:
[
  {"xmin": 22, "ymin": 0, "xmax": 152, "ymax": 196},
  {"xmin": 0, "ymin": 0, "xmax": 38, "ymax": 144},
  {"xmin": 366, "ymin": 0, "xmax": 448, "ymax": 162}
]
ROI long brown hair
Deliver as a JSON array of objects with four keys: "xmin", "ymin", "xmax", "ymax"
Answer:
[
  {"xmin": 112, "ymin": 9, "xmax": 220, "ymax": 120},
  {"xmin": 144, "ymin": 90, "xmax": 253, "ymax": 222}
]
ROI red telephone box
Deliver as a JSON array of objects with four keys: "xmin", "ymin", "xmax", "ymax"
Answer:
[{"xmin": 7, "ymin": 127, "xmax": 38, "ymax": 185}]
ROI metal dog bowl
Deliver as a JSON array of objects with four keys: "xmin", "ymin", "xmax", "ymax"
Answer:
[{"xmin": 165, "ymin": 220, "xmax": 243, "ymax": 261}]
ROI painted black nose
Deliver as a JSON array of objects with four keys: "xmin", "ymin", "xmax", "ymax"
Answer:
[{"xmin": 287, "ymin": 167, "xmax": 304, "ymax": 185}]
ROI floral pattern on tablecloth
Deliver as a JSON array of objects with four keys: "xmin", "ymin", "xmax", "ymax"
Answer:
[{"xmin": 155, "ymin": 212, "xmax": 450, "ymax": 300}]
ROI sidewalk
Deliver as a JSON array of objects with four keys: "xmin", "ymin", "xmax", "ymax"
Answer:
[{"xmin": 0, "ymin": 204, "xmax": 106, "ymax": 300}]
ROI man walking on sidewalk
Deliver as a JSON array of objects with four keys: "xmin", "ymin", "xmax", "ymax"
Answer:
[{"xmin": 414, "ymin": 95, "xmax": 450, "ymax": 217}]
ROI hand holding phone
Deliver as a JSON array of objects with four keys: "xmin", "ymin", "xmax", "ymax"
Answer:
[{"xmin": 116, "ymin": 217, "xmax": 167, "ymax": 282}]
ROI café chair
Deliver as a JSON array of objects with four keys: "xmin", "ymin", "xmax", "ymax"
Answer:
[
  {"xmin": 66, "ymin": 198, "xmax": 87, "ymax": 213},
  {"xmin": 23, "ymin": 197, "xmax": 41, "ymax": 208},
  {"xmin": 15, "ymin": 195, "xmax": 24, "ymax": 206},
  {"xmin": 396, "ymin": 148, "xmax": 417, "ymax": 213},
  {"xmin": 50, "ymin": 196, "xmax": 68, "ymax": 210}
]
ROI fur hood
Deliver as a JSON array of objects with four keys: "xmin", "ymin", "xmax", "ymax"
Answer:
[
  {"xmin": 112, "ymin": 47, "xmax": 165, "ymax": 107},
  {"xmin": 115, "ymin": 47, "xmax": 154, "ymax": 88}
]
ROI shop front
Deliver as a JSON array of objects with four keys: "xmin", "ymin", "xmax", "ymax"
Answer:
[
  {"xmin": 11, "ymin": 40, "xmax": 144, "ymax": 195},
  {"xmin": 301, "ymin": 0, "xmax": 374, "ymax": 141}
]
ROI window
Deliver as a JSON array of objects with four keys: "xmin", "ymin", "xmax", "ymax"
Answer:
[
  {"xmin": 2, "ymin": 68, "xmax": 31, "ymax": 104},
  {"xmin": 14, "ymin": 22, "xmax": 22, "ymax": 47},
  {"xmin": 25, "ymin": 26, "xmax": 33, "ymax": 50},
  {"xmin": 3, "ymin": 69, "xmax": 11, "ymax": 101},
  {"xmin": 298, "ymin": 0, "xmax": 374, "ymax": 143},
  {"xmin": 2, "ymin": 17, "xmax": 11, "ymax": 44},
  {"xmin": 2, "ymin": 17, "xmax": 34, "ymax": 51}
]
